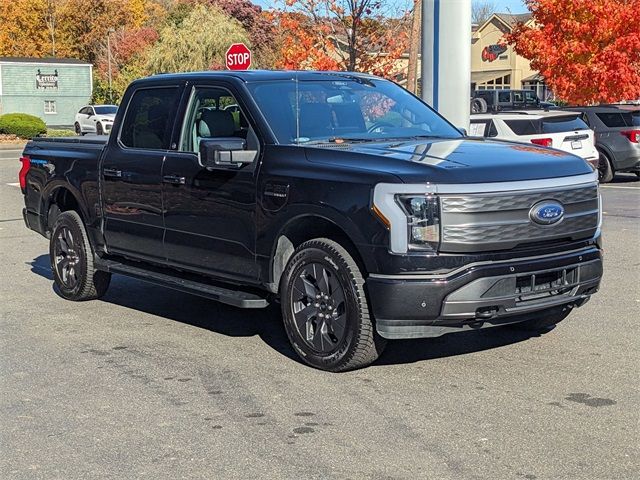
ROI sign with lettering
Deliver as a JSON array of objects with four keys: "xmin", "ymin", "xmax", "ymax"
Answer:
[
  {"xmin": 481, "ymin": 44, "xmax": 507, "ymax": 62},
  {"xmin": 36, "ymin": 69, "xmax": 58, "ymax": 89}
]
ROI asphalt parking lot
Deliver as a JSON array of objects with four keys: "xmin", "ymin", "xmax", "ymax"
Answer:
[{"xmin": 1, "ymin": 145, "xmax": 638, "ymax": 480}]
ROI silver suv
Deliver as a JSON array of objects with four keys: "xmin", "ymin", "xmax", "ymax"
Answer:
[{"xmin": 564, "ymin": 106, "xmax": 640, "ymax": 182}]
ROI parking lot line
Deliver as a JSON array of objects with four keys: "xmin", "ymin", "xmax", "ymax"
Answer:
[
  {"xmin": 6, "ymin": 183, "xmax": 20, "ymax": 187},
  {"xmin": 600, "ymin": 185, "xmax": 640, "ymax": 190}
]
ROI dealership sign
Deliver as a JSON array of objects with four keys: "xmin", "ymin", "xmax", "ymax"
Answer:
[
  {"xmin": 36, "ymin": 69, "xmax": 58, "ymax": 89},
  {"xmin": 482, "ymin": 44, "xmax": 507, "ymax": 62}
]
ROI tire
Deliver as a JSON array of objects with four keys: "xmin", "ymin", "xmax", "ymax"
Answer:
[
  {"xmin": 96, "ymin": 123, "xmax": 103, "ymax": 135},
  {"xmin": 280, "ymin": 238, "xmax": 386, "ymax": 372},
  {"xmin": 49, "ymin": 210, "xmax": 111, "ymax": 301},
  {"xmin": 597, "ymin": 151, "xmax": 614, "ymax": 183},
  {"xmin": 506, "ymin": 305, "xmax": 573, "ymax": 332},
  {"xmin": 471, "ymin": 97, "xmax": 488, "ymax": 114},
  {"xmin": 74, "ymin": 122, "xmax": 82, "ymax": 136}
]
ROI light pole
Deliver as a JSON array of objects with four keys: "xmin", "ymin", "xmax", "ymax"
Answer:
[
  {"xmin": 421, "ymin": 0, "xmax": 471, "ymax": 130},
  {"xmin": 107, "ymin": 28, "xmax": 115, "ymax": 104}
]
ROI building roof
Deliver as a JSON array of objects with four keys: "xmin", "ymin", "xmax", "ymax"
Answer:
[
  {"xmin": 494, "ymin": 13, "xmax": 533, "ymax": 27},
  {"xmin": 0, "ymin": 56, "xmax": 91, "ymax": 65}
]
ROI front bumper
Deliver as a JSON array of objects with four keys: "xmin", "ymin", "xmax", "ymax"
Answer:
[{"xmin": 367, "ymin": 247, "xmax": 602, "ymax": 339}]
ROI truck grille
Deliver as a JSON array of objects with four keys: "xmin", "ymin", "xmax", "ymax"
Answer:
[{"xmin": 439, "ymin": 184, "xmax": 599, "ymax": 253}]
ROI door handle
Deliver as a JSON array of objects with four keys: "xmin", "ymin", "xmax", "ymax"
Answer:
[
  {"xmin": 103, "ymin": 168, "xmax": 122, "ymax": 178},
  {"xmin": 163, "ymin": 175, "xmax": 186, "ymax": 185}
]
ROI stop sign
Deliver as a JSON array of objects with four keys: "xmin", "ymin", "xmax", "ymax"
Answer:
[{"xmin": 226, "ymin": 43, "xmax": 252, "ymax": 71}]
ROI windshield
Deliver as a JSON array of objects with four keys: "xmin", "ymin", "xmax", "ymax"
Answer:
[
  {"xmin": 247, "ymin": 76, "xmax": 461, "ymax": 144},
  {"xmin": 94, "ymin": 105, "xmax": 118, "ymax": 115}
]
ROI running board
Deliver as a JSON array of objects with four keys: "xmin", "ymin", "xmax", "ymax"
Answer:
[{"xmin": 100, "ymin": 260, "xmax": 269, "ymax": 309}]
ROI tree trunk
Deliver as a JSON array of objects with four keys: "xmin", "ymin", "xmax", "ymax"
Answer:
[{"xmin": 406, "ymin": 0, "xmax": 422, "ymax": 94}]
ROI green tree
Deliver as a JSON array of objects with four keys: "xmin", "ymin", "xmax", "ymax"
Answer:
[{"xmin": 146, "ymin": 3, "xmax": 250, "ymax": 73}]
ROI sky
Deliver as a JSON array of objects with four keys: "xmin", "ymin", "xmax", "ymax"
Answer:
[{"xmin": 251, "ymin": 0, "xmax": 528, "ymax": 14}]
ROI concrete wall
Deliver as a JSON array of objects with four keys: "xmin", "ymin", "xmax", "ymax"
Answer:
[{"xmin": 0, "ymin": 62, "xmax": 92, "ymax": 127}]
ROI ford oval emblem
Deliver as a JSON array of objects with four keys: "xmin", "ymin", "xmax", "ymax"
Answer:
[{"xmin": 529, "ymin": 201, "xmax": 565, "ymax": 225}]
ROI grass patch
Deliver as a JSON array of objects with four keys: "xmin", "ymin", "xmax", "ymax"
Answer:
[{"xmin": 45, "ymin": 129, "xmax": 77, "ymax": 137}]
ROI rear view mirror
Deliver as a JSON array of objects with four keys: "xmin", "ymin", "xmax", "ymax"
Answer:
[{"xmin": 199, "ymin": 138, "xmax": 257, "ymax": 170}]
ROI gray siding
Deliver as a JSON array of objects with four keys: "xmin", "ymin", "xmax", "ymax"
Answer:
[{"xmin": 0, "ymin": 62, "xmax": 92, "ymax": 128}]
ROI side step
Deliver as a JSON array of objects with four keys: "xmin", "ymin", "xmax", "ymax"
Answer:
[{"xmin": 100, "ymin": 260, "xmax": 269, "ymax": 309}]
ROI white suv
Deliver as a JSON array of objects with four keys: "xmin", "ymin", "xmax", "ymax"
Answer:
[
  {"xmin": 74, "ymin": 105, "xmax": 118, "ymax": 135},
  {"xmin": 470, "ymin": 111, "xmax": 599, "ymax": 169}
]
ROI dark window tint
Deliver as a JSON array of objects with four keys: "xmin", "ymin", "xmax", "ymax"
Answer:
[
  {"xmin": 542, "ymin": 115, "xmax": 588, "ymax": 133},
  {"xmin": 120, "ymin": 87, "xmax": 180, "ymax": 149},
  {"xmin": 581, "ymin": 112, "xmax": 590, "ymax": 126},
  {"xmin": 631, "ymin": 113, "xmax": 640, "ymax": 126},
  {"xmin": 504, "ymin": 119, "xmax": 539, "ymax": 135},
  {"xmin": 487, "ymin": 120, "xmax": 498, "ymax": 137},
  {"xmin": 596, "ymin": 112, "xmax": 627, "ymax": 128},
  {"xmin": 94, "ymin": 105, "xmax": 118, "ymax": 115},
  {"xmin": 498, "ymin": 91, "xmax": 510, "ymax": 102}
]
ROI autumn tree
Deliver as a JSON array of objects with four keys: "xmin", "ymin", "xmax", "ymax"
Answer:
[
  {"xmin": 471, "ymin": 0, "xmax": 497, "ymax": 26},
  {"xmin": 0, "ymin": 0, "xmax": 55, "ymax": 57},
  {"xmin": 274, "ymin": 0, "xmax": 410, "ymax": 78},
  {"xmin": 146, "ymin": 3, "xmax": 250, "ymax": 73},
  {"xmin": 507, "ymin": 0, "xmax": 640, "ymax": 104}
]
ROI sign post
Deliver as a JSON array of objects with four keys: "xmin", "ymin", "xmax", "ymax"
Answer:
[{"xmin": 225, "ymin": 43, "xmax": 252, "ymax": 71}]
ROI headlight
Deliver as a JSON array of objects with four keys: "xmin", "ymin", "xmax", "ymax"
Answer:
[{"xmin": 396, "ymin": 194, "xmax": 440, "ymax": 250}]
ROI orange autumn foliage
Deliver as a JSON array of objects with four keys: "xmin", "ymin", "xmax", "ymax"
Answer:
[
  {"xmin": 272, "ymin": 0, "xmax": 409, "ymax": 79},
  {"xmin": 507, "ymin": 0, "xmax": 640, "ymax": 104}
]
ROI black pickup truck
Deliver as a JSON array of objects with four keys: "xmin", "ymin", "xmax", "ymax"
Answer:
[{"xmin": 20, "ymin": 71, "xmax": 603, "ymax": 371}]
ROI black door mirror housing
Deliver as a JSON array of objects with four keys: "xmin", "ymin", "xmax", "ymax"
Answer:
[{"xmin": 199, "ymin": 138, "xmax": 256, "ymax": 170}]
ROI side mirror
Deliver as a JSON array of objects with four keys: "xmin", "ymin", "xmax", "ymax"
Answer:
[{"xmin": 199, "ymin": 138, "xmax": 256, "ymax": 170}]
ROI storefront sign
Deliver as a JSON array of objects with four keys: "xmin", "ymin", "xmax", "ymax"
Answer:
[
  {"xmin": 482, "ymin": 44, "xmax": 507, "ymax": 62},
  {"xmin": 36, "ymin": 69, "xmax": 58, "ymax": 89}
]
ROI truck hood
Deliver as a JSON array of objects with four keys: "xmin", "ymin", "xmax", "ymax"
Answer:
[{"xmin": 304, "ymin": 137, "xmax": 594, "ymax": 184}]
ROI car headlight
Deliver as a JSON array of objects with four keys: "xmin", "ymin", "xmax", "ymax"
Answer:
[
  {"xmin": 372, "ymin": 183, "xmax": 441, "ymax": 253},
  {"xmin": 396, "ymin": 194, "xmax": 440, "ymax": 250}
]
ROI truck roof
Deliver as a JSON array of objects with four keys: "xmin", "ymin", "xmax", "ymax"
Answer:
[{"xmin": 137, "ymin": 70, "xmax": 380, "ymax": 84}]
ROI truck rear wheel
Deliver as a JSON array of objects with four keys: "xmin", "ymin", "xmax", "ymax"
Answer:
[
  {"xmin": 50, "ymin": 211, "xmax": 111, "ymax": 301},
  {"xmin": 507, "ymin": 305, "xmax": 573, "ymax": 332},
  {"xmin": 280, "ymin": 238, "xmax": 386, "ymax": 372}
]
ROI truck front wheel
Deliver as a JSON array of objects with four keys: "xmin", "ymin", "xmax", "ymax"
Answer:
[
  {"xmin": 280, "ymin": 238, "xmax": 386, "ymax": 372},
  {"xmin": 50, "ymin": 210, "xmax": 111, "ymax": 301}
]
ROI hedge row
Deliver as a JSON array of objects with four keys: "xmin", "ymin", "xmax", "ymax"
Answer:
[{"xmin": 0, "ymin": 113, "xmax": 47, "ymax": 139}]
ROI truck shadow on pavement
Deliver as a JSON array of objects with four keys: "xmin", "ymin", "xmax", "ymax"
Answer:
[{"xmin": 29, "ymin": 254, "xmax": 540, "ymax": 368}]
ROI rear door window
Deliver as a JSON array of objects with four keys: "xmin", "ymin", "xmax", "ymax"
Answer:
[
  {"xmin": 542, "ymin": 116, "xmax": 589, "ymax": 133},
  {"xmin": 631, "ymin": 113, "xmax": 640, "ymax": 126},
  {"xmin": 596, "ymin": 112, "xmax": 628, "ymax": 128},
  {"xmin": 119, "ymin": 87, "xmax": 181, "ymax": 150},
  {"xmin": 504, "ymin": 119, "xmax": 539, "ymax": 135}
]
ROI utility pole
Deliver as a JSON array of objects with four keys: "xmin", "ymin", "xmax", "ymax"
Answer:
[
  {"xmin": 107, "ymin": 28, "xmax": 115, "ymax": 104},
  {"xmin": 421, "ymin": 0, "xmax": 471, "ymax": 130},
  {"xmin": 406, "ymin": 0, "xmax": 422, "ymax": 94}
]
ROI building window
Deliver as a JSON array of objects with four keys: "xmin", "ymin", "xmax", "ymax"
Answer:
[{"xmin": 44, "ymin": 100, "xmax": 57, "ymax": 114}]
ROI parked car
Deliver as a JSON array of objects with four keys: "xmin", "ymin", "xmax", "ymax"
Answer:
[
  {"xmin": 470, "ymin": 111, "xmax": 599, "ymax": 170},
  {"xmin": 20, "ymin": 71, "xmax": 602, "ymax": 371},
  {"xmin": 471, "ymin": 89, "xmax": 543, "ymax": 113},
  {"xmin": 74, "ymin": 105, "xmax": 118, "ymax": 136},
  {"xmin": 562, "ymin": 106, "xmax": 640, "ymax": 182}
]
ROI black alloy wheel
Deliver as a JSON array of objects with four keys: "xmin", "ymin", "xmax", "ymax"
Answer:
[
  {"xmin": 49, "ymin": 210, "xmax": 111, "ymax": 301},
  {"xmin": 281, "ymin": 238, "xmax": 386, "ymax": 372},
  {"xmin": 53, "ymin": 225, "xmax": 82, "ymax": 290},
  {"xmin": 96, "ymin": 123, "xmax": 103, "ymax": 135},
  {"xmin": 75, "ymin": 122, "xmax": 81, "ymax": 135},
  {"xmin": 291, "ymin": 262, "xmax": 347, "ymax": 353}
]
